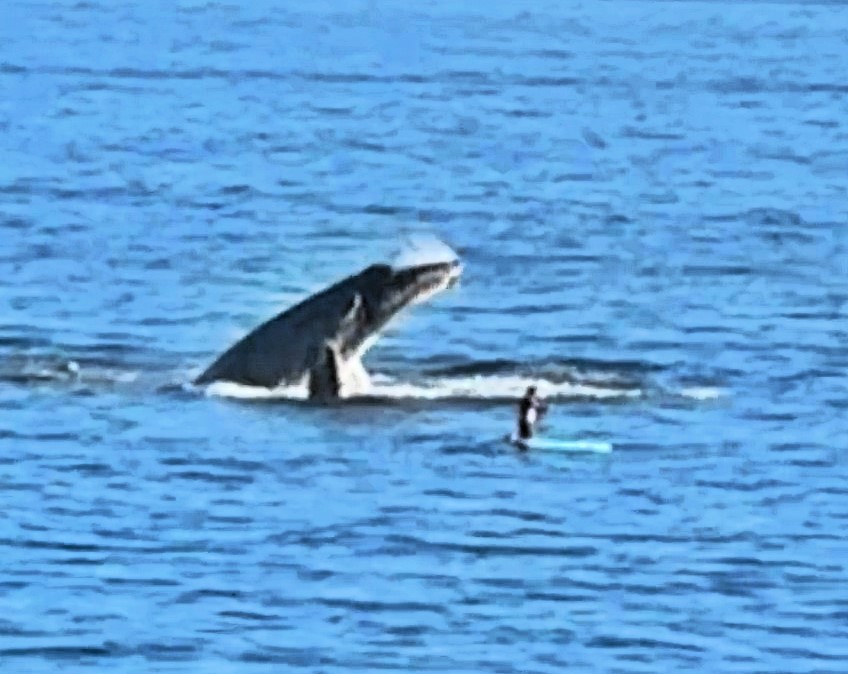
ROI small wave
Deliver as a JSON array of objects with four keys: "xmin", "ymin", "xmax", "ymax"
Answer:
[
  {"xmin": 679, "ymin": 386, "xmax": 727, "ymax": 400},
  {"xmin": 425, "ymin": 356, "xmax": 656, "ymax": 388},
  {"xmin": 0, "ymin": 357, "xmax": 139, "ymax": 387}
]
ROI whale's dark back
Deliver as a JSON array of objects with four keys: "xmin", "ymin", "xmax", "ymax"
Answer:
[{"xmin": 194, "ymin": 271, "xmax": 362, "ymax": 388}]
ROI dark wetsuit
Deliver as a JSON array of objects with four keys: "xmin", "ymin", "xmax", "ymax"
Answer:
[{"xmin": 518, "ymin": 395, "xmax": 543, "ymax": 439}]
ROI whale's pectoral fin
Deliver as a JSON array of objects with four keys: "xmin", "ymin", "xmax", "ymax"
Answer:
[
  {"xmin": 308, "ymin": 342, "xmax": 342, "ymax": 402},
  {"xmin": 307, "ymin": 293, "xmax": 374, "ymax": 401},
  {"xmin": 307, "ymin": 341, "xmax": 371, "ymax": 401}
]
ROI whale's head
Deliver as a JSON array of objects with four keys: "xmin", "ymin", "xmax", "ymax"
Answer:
[{"xmin": 340, "ymin": 259, "xmax": 462, "ymax": 355}]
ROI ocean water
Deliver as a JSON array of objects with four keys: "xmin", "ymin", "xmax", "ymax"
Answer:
[{"xmin": 2, "ymin": 1, "xmax": 847, "ymax": 672}]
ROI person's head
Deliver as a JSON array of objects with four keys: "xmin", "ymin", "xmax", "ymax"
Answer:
[{"xmin": 526, "ymin": 385, "xmax": 537, "ymax": 397}]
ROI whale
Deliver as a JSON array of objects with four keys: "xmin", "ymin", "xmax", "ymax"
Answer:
[{"xmin": 194, "ymin": 259, "xmax": 462, "ymax": 399}]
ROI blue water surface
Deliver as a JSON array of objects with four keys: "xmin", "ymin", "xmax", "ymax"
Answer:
[{"xmin": 1, "ymin": 1, "xmax": 847, "ymax": 672}]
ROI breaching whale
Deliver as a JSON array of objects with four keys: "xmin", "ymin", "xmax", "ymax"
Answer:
[{"xmin": 194, "ymin": 259, "xmax": 462, "ymax": 399}]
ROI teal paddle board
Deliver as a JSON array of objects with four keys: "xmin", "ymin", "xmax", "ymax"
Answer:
[{"xmin": 506, "ymin": 433, "xmax": 612, "ymax": 454}]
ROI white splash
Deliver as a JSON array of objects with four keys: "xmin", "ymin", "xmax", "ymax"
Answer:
[
  {"xmin": 369, "ymin": 374, "xmax": 642, "ymax": 401},
  {"xmin": 203, "ymin": 379, "xmax": 308, "ymax": 400},
  {"xmin": 392, "ymin": 234, "xmax": 458, "ymax": 268},
  {"xmin": 201, "ymin": 372, "xmax": 642, "ymax": 402}
]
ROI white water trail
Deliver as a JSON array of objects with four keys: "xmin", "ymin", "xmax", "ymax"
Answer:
[{"xmin": 201, "ymin": 372, "xmax": 642, "ymax": 401}]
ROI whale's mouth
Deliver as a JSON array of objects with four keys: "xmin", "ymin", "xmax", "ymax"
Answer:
[
  {"xmin": 446, "ymin": 261, "xmax": 462, "ymax": 288},
  {"xmin": 424, "ymin": 259, "xmax": 462, "ymax": 294},
  {"xmin": 400, "ymin": 259, "xmax": 462, "ymax": 305}
]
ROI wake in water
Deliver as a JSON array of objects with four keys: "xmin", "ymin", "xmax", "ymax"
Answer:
[
  {"xmin": 201, "ymin": 358, "xmax": 658, "ymax": 404},
  {"xmin": 199, "ymin": 355, "xmax": 729, "ymax": 404},
  {"xmin": 203, "ymin": 372, "xmax": 643, "ymax": 403}
]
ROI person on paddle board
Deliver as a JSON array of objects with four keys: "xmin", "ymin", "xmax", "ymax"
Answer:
[{"xmin": 517, "ymin": 386, "xmax": 547, "ymax": 439}]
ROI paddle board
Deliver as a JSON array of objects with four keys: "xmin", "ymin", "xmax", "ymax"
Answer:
[{"xmin": 506, "ymin": 433, "xmax": 612, "ymax": 454}]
